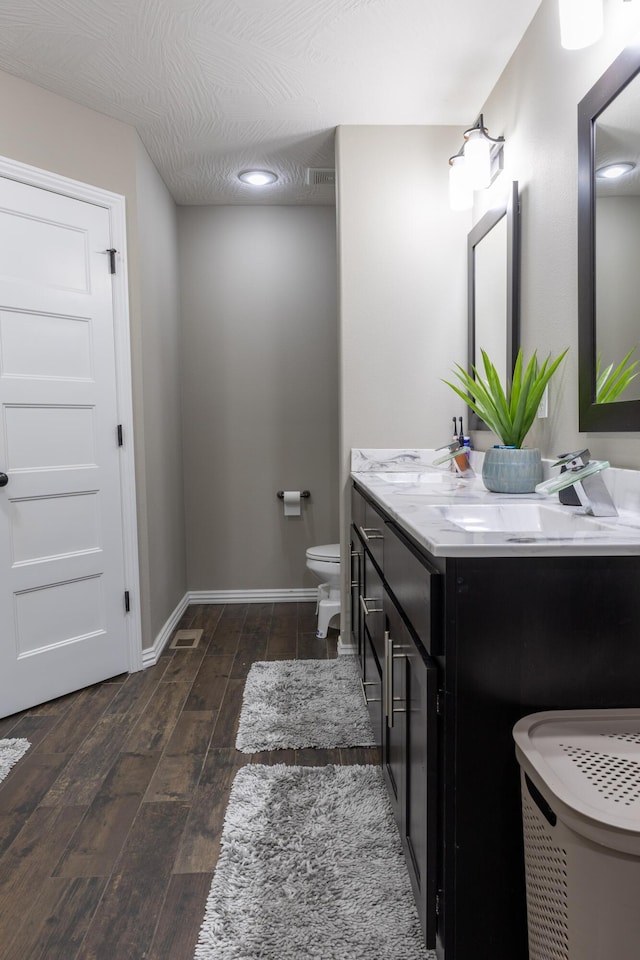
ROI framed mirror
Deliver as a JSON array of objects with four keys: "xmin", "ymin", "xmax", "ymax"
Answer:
[
  {"xmin": 578, "ymin": 42, "xmax": 640, "ymax": 430},
  {"xmin": 467, "ymin": 180, "xmax": 520, "ymax": 430}
]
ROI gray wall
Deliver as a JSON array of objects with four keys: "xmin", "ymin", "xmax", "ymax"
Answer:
[
  {"xmin": 336, "ymin": 125, "xmax": 471, "ymax": 628},
  {"xmin": 0, "ymin": 68, "xmax": 187, "ymax": 651},
  {"xmin": 135, "ymin": 137, "xmax": 187, "ymax": 640},
  {"xmin": 178, "ymin": 205, "xmax": 339, "ymax": 591},
  {"xmin": 475, "ymin": 0, "xmax": 640, "ymax": 464}
]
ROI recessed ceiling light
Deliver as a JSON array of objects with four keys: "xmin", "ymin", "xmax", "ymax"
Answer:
[
  {"xmin": 238, "ymin": 170, "xmax": 278, "ymax": 186},
  {"xmin": 595, "ymin": 161, "xmax": 636, "ymax": 180}
]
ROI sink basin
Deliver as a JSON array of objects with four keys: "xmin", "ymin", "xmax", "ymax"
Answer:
[
  {"xmin": 438, "ymin": 503, "xmax": 613, "ymax": 536},
  {"xmin": 373, "ymin": 470, "xmax": 458, "ymax": 484}
]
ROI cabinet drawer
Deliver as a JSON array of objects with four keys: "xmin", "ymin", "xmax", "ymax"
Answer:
[
  {"xmin": 361, "ymin": 500, "xmax": 386, "ymax": 570},
  {"xmin": 384, "ymin": 523, "xmax": 441, "ymax": 655},
  {"xmin": 362, "ymin": 628, "xmax": 382, "ymax": 750},
  {"xmin": 351, "ymin": 484, "xmax": 367, "ymax": 529},
  {"xmin": 362, "ymin": 553, "xmax": 385, "ymax": 665},
  {"xmin": 352, "ymin": 484, "xmax": 385, "ymax": 571},
  {"xmin": 350, "ymin": 530, "xmax": 365, "ymax": 665}
]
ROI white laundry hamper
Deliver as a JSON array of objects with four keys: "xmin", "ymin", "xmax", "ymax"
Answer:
[{"xmin": 513, "ymin": 709, "xmax": 640, "ymax": 960}]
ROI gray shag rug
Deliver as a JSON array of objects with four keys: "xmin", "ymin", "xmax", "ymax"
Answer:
[
  {"xmin": 235, "ymin": 657, "xmax": 375, "ymax": 753},
  {"xmin": 0, "ymin": 739, "xmax": 30, "ymax": 783},
  {"xmin": 194, "ymin": 764, "xmax": 435, "ymax": 960}
]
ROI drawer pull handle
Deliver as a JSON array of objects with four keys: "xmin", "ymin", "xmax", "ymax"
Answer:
[
  {"xmin": 359, "ymin": 678, "xmax": 380, "ymax": 706},
  {"xmin": 350, "ymin": 550, "xmax": 361, "ymax": 588},
  {"xmin": 359, "ymin": 525, "xmax": 384, "ymax": 542},
  {"xmin": 360, "ymin": 596, "xmax": 382, "ymax": 617},
  {"xmin": 384, "ymin": 633, "xmax": 408, "ymax": 727},
  {"xmin": 384, "ymin": 631, "xmax": 393, "ymax": 726}
]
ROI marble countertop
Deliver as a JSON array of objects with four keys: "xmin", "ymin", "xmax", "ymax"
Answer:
[{"xmin": 351, "ymin": 448, "xmax": 640, "ymax": 558}]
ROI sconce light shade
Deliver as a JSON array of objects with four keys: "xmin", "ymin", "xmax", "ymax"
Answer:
[
  {"xmin": 449, "ymin": 155, "xmax": 473, "ymax": 211},
  {"xmin": 559, "ymin": 0, "xmax": 603, "ymax": 49},
  {"xmin": 448, "ymin": 115, "xmax": 504, "ymax": 211},
  {"xmin": 463, "ymin": 128, "xmax": 492, "ymax": 190}
]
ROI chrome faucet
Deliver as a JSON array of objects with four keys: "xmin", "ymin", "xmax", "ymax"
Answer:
[
  {"xmin": 432, "ymin": 441, "xmax": 475, "ymax": 479},
  {"xmin": 535, "ymin": 449, "xmax": 618, "ymax": 517}
]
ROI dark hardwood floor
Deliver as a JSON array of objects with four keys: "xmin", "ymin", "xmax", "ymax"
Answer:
[{"xmin": 0, "ymin": 602, "xmax": 379, "ymax": 960}]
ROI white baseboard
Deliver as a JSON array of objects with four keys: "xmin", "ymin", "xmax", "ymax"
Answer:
[
  {"xmin": 189, "ymin": 588, "xmax": 317, "ymax": 604},
  {"xmin": 142, "ymin": 588, "xmax": 319, "ymax": 668},
  {"xmin": 142, "ymin": 591, "xmax": 190, "ymax": 669},
  {"xmin": 337, "ymin": 634, "xmax": 358, "ymax": 656}
]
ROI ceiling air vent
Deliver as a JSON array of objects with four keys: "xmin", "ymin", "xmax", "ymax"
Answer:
[{"xmin": 306, "ymin": 167, "xmax": 336, "ymax": 186}]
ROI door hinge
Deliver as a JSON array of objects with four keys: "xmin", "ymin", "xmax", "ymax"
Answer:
[
  {"xmin": 436, "ymin": 890, "xmax": 443, "ymax": 916},
  {"xmin": 117, "ymin": 424, "xmax": 123, "ymax": 447},
  {"xmin": 124, "ymin": 590, "xmax": 131, "ymax": 613},
  {"xmin": 436, "ymin": 690, "xmax": 444, "ymax": 715},
  {"xmin": 106, "ymin": 248, "xmax": 117, "ymax": 274}
]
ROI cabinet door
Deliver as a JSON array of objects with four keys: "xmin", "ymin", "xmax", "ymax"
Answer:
[
  {"xmin": 384, "ymin": 594, "xmax": 438, "ymax": 948},
  {"xmin": 382, "ymin": 597, "xmax": 407, "ymax": 823},
  {"xmin": 404, "ymin": 634, "xmax": 438, "ymax": 948}
]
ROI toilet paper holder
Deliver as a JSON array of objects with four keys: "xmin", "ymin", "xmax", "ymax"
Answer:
[{"xmin": 277, "ymin": 490, "xmax": 310, "ymax": 499}]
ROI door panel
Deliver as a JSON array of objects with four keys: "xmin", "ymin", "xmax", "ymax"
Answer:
[
  {"xmin": 0, "ymin": 207, "xmax": 89, "ymax": 291},
  {"xmin": 15, "ymin": 575, "xmax": 105, "ymax": 655},
  {"xmin": 0, "ymin": 176, "xmax": 130, "ymax": 717},
  {"xmin": 6, "ymin": 404, "xmax": 96, "ymax": 468},
  {"xmin": 0, "ymin": 310, "xmax": 92, "ymax": 379},
  {"xmin": 11, "ymin": 492, "xmax": 100, "ymax": 564}
]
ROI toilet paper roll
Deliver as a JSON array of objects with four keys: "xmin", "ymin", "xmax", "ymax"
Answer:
[{"xmin": 283, "ymin": 491, "xmax": 301, "ymax": 517}]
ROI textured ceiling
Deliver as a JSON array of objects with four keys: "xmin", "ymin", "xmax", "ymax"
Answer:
[{"xmin": 0, "ymin": 0, "xmax": 543, "ymax": 205}]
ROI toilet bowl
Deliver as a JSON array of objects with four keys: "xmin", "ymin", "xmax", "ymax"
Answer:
[{"xmin": 305, "ymin": 543, "xmax": 341, "ymax": 639}]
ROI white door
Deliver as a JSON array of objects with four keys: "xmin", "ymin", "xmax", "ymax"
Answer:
[{"xmin": 0, "ymin": 176, "xmax": 132, "ymax": 718}]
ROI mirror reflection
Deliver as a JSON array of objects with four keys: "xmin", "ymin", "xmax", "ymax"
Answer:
[
  {"xmin": 595, "ymin": 78, "xmax": 640, "ymax": 402},
  {"xmin": 578, "ymin": 43, "xmax": 640, "ymax": 431},
  {"xmin": 474, "ymin": 214, "xmax": 508, "ymax": 388},
  {"xmin": 467, "ymin": 181, "xmax": 520, "ymax": 429}
]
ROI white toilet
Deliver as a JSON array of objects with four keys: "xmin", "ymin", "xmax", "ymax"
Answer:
[{"xmin": 305, "ymin": 543, "xmax": 341, "ymax": 638}]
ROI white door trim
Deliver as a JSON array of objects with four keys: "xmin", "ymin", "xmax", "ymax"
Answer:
[{"xmin": 0, "ymin": 154, "xmax": 143, "ymax": 672}]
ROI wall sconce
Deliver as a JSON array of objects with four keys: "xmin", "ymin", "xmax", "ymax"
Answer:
[
  {"xmin": 559, "ymin": 0, "xmax": 603, "ymax": 49},
  {"xmin": 448, "ymin": 115, "xmax": 505, "ymax": 211}
]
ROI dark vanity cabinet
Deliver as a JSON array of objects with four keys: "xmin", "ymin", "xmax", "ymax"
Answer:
[
  {"xmin": 350, "ymin": 479, "xmax": 640, "ymax": 960},
  {"xmin": 351, "ymin": 487, "xmax": 440, "ymax": 947}
]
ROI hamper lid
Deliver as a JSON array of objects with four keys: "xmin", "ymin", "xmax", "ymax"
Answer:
[{"xmin": 513, "ymin": 708, "xmax": 640, "ymax": 834}]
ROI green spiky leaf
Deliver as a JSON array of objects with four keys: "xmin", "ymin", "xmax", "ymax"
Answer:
[
  {"xmin": 596, "ymin": 347, "xmax": 638, "ymax": 404},
  {"xmin": 443, "ymin": 348, "xmax": 568, "ymax": 448}
]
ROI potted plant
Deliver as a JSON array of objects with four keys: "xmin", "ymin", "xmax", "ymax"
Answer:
[{"xmin": 444, "ymin": 347, "xmax": 568, "ymax": 493}]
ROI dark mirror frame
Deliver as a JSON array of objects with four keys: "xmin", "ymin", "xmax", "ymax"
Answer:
[
  {"xmin": 578, "ymin": 42, "xmax": 640, "ymax": 431},
  {"xmin": 467, "ymin": 180, "xmax": 520, "ymax": 430}
]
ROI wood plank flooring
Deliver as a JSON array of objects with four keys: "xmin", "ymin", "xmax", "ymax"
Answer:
[{"xmin": 0, "ymin": 602, "xmax": 379, "ymax": 960}]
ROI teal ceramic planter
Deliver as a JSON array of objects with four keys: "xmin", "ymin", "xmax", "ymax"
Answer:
[{"xmin": 481, "ymin": 447, "xmax": 543, "ymax": 494}]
